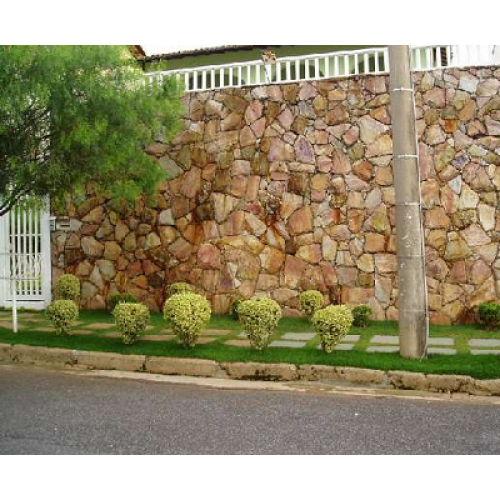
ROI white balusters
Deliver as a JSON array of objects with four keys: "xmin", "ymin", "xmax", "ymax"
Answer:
[{"xmin": 145, "ymin": 46, "xmax": 497, "ymax": 93}]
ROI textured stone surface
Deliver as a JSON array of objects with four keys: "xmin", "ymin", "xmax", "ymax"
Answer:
[
  {"xmin": 52, "ymin": 67, "xmax": 500, "ymax": 323},
  {"xmin": 282, "ymin": 333, "xmax": 317, "ymax": 341},
  {"xmin": 269, "ymin": 340, "xmax": 307, "ymax": 349}
]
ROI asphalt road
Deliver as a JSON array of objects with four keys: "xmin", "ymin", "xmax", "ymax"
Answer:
[{"xmin": 1, "ymin": 365, "xmax": 499, "ymax": 454}]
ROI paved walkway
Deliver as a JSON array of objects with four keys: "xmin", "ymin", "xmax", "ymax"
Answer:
[{"xmin": 1, "ymin": 311, "xmax": 500, "ymax": 356}]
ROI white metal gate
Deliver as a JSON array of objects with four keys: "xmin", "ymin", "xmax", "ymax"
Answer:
[{"xmin": 0, "ymin": 198, "xmax": 52, "ymax": 310}]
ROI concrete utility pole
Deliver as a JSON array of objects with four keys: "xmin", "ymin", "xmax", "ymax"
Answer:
[{"xmin": 389, "ymin": 46, "xmax": 429, "ymax": 359}]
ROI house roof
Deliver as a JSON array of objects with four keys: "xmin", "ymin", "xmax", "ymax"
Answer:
[{"xmin": 144, "ymin": 45, "xmax": 278, "ymax": 62}]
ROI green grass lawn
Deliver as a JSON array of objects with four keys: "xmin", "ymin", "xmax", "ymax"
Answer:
[{"xmin": 1, "ymin": 309, "xmax": 500, "ymax": 380}]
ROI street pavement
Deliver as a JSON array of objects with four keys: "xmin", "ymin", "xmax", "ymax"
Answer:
[{"xmin": 0, "ymin": 365, "xmax": 499, "ymax": 454}]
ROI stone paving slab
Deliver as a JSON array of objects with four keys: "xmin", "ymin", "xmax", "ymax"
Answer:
[
  {"xmin": 196, "ymin": 337, "xmax": 217, "ymax": 345},
  {"xmin": 429, "ymin": 338, "xmax": 455, "ymax": 346},
  {"xmin": 32, "ymin": 327, "xmax": 56, "ymax": 333},
  {"xmin": 471, "ymin": 350, "xmax": 500, "ymax": 355},
  {"xmin": 269, "ymin": 340, "xmax": 307, "ymax": 349},
  {"xmin": 366, "ymin": 346, "xmax": 399, "ymax": 353},
  {"xmin": 71, "ymin": 330, "xmax": 97, "ymax": 336},
  {"xmin": 428, "ymin": 348, "xmax": 457, "ymax": 355},
  {"xmin": 282, "ymin": 333, "xmax": 316, "ymax": 341},
  {"xmin": 201, "ymin": 329, "xmax": 233, "ymax": 337},
  {"xmin": 344, "ymin": 335, "xmax": 361, "ymax": 343},
  {"xmin": 225, "ymin": 339, "xmax": 251, "ymax": 348},
  {"xmin": 142, "ymin": 335, "xmax": 175, "ymax": 342},
  {"xmin": 86, "ymin": 323, "xmax": 115, "ymax": 331},
  {"xmin": 102, "ymin": 331, "xmax": 122, "ymax": 339},
  {"xmin": 371, "ymin": 336, "xmax": 399, "ymax": 345},
  {"xmin": 335, "ymin": 344, "xmax": 355, "ymax": 351},
  {"xmin": 469, "ymin": 339, "xmax": 500, "ymax": 348},
  {"xmin": 316, "ymin": 344, "xmax": 355, "ymax": 351}
]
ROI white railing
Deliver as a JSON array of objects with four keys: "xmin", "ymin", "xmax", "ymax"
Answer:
[{"xmin": 146, "ymin": 45, "xmax": 498, "ymax": 93}]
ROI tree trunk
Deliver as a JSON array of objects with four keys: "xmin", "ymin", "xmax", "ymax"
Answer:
[{"xmin": 389, "ymin": 46, "xmax": 429, "ymax": 359}]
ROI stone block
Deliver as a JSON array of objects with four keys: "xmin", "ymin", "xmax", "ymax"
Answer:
[
  {"xmin": 0, "ymin": 343, "xmax": 12, "ymax": 362},
  {"xmin": 145, "ymin": 357, "xmax": 219, "ymax": 378},
  {"xmin": 472, "ymin": 379, "xmax": 500, "ymax": 396},
  {"xmin": 335, "ymin": 367, "xmax": 386, "ymax": 385},
  {"xmin": 428, "ymin": 338, "xmax": 455, "ymax": 347},
  {"xmin": 469, "ymin": 339, "xmax": 500, "ymax": 348},
  {"xmin": 269, "ymin": 340, "xmax": 307, "ymax": 349},
  {"xmin": 428, "ymin": 348, "xmax": 457, "ymax": 356},
  {"xmin": 387, "ymin": 371, "xmax": 430, "ymax": 391},
  {"xmin": 77, "ymin": 351, "xmax": 145, "ymax": 372},
  {"xmin": 11, "ymin": 345, "xmax": 76, "ymax": 367},
  {"xmin": 298, "ymin": 364, "xmax": 339, "ymax": 382},
  {"xmin": 282, "ymin": 333, "xmax": 316, "ymax": 341},
  {"xmin": 426, "ymin": 374, "xmax": 474, "ymax": 393},
  {"xmin": 221, "ymin": 362, "xmax": 299, "ymax": 381},
  {"xmin": 344, "ymin": 335, "xmax": 361, "ymax": 343},
  {"xmin": 366, "ymin": 346, "xmax": 399, "ymax": 353},
  {"xmin": 371, "ymin": 335, "xmax": 399, "ymax": 345},
  {"xmin": 470, "ymin": 350, "xmax": 500, "ymax": 356},
  {"xmin": 334, "ymin": 344, "xmax": 355, "ymax": 351}
]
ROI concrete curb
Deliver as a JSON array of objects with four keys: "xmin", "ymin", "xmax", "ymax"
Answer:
[{"xmin": 1, "ymin": 342, "xmax": 500, "ymax": 397}]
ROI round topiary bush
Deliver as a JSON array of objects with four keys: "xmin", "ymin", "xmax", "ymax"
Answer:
[
  {"xmin": 108, "ymin": 292, "xmax": 138, "ymax": 313},
  {"xmin": 299, "ymin": 291, "xmax": 325, "ymax": 320},
  {"xmin": 232, "ymin": 296, "xmax": 244, "ymax": 321},
  {"xmin": 166, "ymin": 282, "xmax": 193, "ymax": 298},
  {"xmin": 238, "ymin": 297, "xmax": 282, "ymax": 351},
  {"xmin": 55, "ymin": 274, "xmax": 80, "ymax": 303},
  {"xmin": 45, "ymin": 300, "xmax": 79, "ymax": 336},
  {"xmin": 352, "ymin": 305, "xmax": 372, "ymax": 328},
  {"xmin": 478, "ymin": 302, "xmax": 500, "ymax": 331},
  {"xmin": 113, "ymin": 303, "xmax": 151, "ymax": 345},
  {"xmin": 163, "ymin": 292, "xmax": 211, "ymax": 348},
  {"xmin": 312, "ymin": 305, "xmax": 354, "ymax": 354}
]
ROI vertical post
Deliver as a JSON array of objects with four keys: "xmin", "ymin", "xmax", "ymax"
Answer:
[
  {"xmin": 389, "ymin": 46, "xmax": 429, "ymax": 359},
  {"xmin": 12, "ymin": 279, "xmax": 18, "ymax": 333}
]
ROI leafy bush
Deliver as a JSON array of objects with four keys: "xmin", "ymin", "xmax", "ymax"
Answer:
[
  {"xmin": 163, "ymin": 292, "xmax": 211, "ymax": 348},
  {"xmin": 232, "ymin": 296, "xmax": 244, "ymax": 321},
  {"xmin": 312, "ymin": 305, "xmax": 354, "ymax": 354},
  {"xmin": 108, "ymin": 292, "xmax": 138, "ymax": 312},
  {"xmin": 478, "ymin": 302, "xmax": 500, "ymax": 331},
  {"xmin": 55, "ymin": 274, "xmax": 80, "ymax": 303},
  {"xmin": 113, "ymin": 303, "xmax": 151, "ymax": 345},
  {"xmin": 166, "ymin": 282, "xmax": 193, "ymax": 298},
  {"xmin": 352, "ymin": 305, "xmax": 372, "ymax": 328},
  {"xmin": 238, "ymin": 297, "xmax": 282, "ymax": 351},
  {"xmin": 299, "ymin": 291, "xmax": 325, "ymax": 320},
  {"xmin": 45, "ymin": 300, "xmax": 79, "ymax": 336}
]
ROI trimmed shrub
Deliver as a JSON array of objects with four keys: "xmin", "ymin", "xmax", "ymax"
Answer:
[
  {"xmin": 232, "ymin": 296, "xmax": 244, "ymax": 321},
  {"xmin": 478, "ymin": 302, "xmax": 500, "ymax": 331},
  {"xmin": 108, "ymin": 292, "xmax": 138, "ymax": 312},
  {"xmin": 166, "ymin": 282, "xmax": 193, "ymax": 298},
  {"xmin": 312, "ymin": 305, "xmax": 354, "ymax": 354},
  {"xmin": 55, "ymin": 274, "xmax": 80, "ymax": 303},
  {"xmin": 300, "ymin": 291, "xmax": 325, "ymax": 320},
  {"xmin": 45, "ymin": 300, "xmax": 79, "ymax": 336},
  {"xmin": 238, "ymin": 297, "xmax": 282, "ymax": 351},
  {"xmin": 352, "ymin": 305, "xmax": 372, "ymax": 328},
  {"xmin": 163, "ymin": 292, "xmax": 211, "ymax": 348},
  {"xmin": 113, "ymin": 303, "xmax": 151, "ymax": 345}
]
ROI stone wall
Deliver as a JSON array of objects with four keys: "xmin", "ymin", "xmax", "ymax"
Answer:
[{"xmin": 51, "ymin": 66, "xmax": 500, "ymax": 324}]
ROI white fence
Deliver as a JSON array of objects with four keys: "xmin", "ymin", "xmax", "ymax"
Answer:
[
  {"xmin": 0, "ymin": 198, "xmax": 52, "ymax": 311},
  {"xmin": 146, "ymin": 45, "xmax": 499, "ymax": 93}
]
